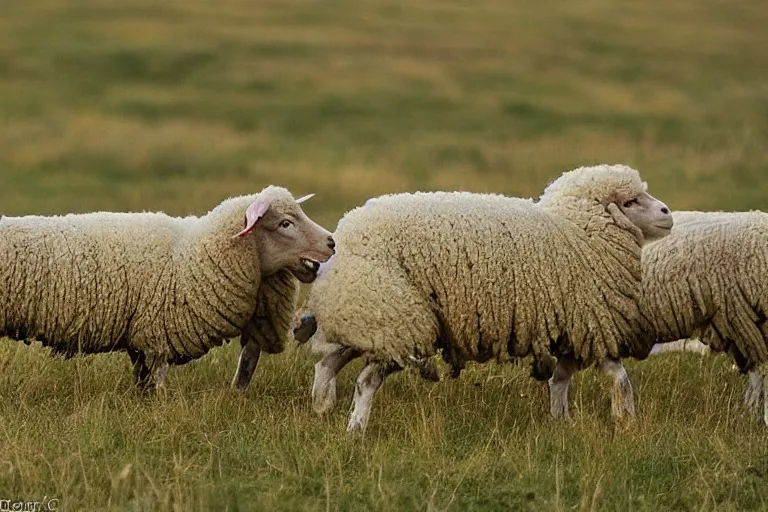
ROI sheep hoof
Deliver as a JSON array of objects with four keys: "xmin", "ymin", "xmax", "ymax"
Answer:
[
  {"xmin": 611, "ymin": 385, "xmax": 636, "ymax": 419},
  {"xmin": 611, "ymin": 372, "xmax": 636, "ymax": 419},
  {"xmin": 231, "ymin": 376, "xmax": 251, "ymax": 391},
  {"xmin": 312, "ymin": 387, "xmax": 336, "ymax": 414},
  {"xmin": 549, "ymin": 393, "xmax": 571, "ymax": 420},
  {"xmin": 550, "ymin": 404, "xmax": 571, "ymax": 420},
  {"xmin": 346, "ymin": 413, "xmax": 368, "ymax": 433},
  {"xmin": 346, "ymin": 420, "xmax": 365, "ymax": 433}
]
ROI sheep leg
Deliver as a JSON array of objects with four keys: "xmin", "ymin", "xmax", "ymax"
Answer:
[
  {"xmin": 763, "ymin": 372, "xmax": 768, "ymax": 427},
  {"xmin": 600, "ymin": 357, "xmax": 635, "ymax": 418},
  {"xmin": 744, "ymin": 370, "xmax": 763, "ymax": 413},
  {"xmin": 347, "ymin": 360, "xmax": 401, "ymax": 433},
  {"xmin": 129, "ymin": 350, "xmax": 150, "ymax": 386},
  {"xmin": 232, "ymin": 339, "xmax": 261, "ymax": 390},
  {"xmin": 549, "ymin": 356, "xmax": 579, "ymax": 419},
  {"xmin": 414, "ymin": 357, "xmax": 440, "ymax": 382},
  {"xmin": 149, "ymin": 358, "xmax": 170, "ymax": 392},
  {"xmin": 137, "ymin": 353, "xmax": 170, "ymax": 394},
  {"xmin": 756, "ymin": 363, "xmax": 768, "ymax": 427},
  {"xmin": 313, "ymin": 345, "xmax": 361, "ymax": 414}
]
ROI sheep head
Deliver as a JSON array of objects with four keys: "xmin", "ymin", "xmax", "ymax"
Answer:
[
  {"xmin": 617, "ymin": 185, "xmax": 673, "ymax": 243},
  {"xmin": 233, "ymin": 186, "xmax": 335, "ymax": 283},
  {"xmin": 538, "ymin": 164, "xmax": 673, "ymax": 244}
]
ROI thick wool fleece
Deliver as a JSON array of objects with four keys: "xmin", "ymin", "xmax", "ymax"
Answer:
[
  {"xmin": 642, "ymin": 210, "xmax": 768, "ymax": 370},
  {"xmin": 244, "ymin": 268, "xmax": 299, "ymax": 354},
  {"xmin": 0, "ymin": 187, "xmax": 298, "ymax": 364},
  {"xmin": 307, "ymin": 165, "xmax": 649, "ymax": 369}
]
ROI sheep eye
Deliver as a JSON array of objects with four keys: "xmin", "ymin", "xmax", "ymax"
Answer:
[
  {"xmin": 279, "ymin": 220, "xmax": 293, "ymax": 229},
  {"xmin": 623, "ymin": 199, "xmax": 638, "ymax": 208}
]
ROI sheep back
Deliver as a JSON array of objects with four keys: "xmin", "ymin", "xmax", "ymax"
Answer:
[
  {"xmin": 0, "ymin": 197, "xmax": 266, "ymax": 363},
  {"xmin": 0, "ymin": 212, "xmax": 178, "ymax": 356},
  {"xmin": 309, "ymin": 191, "xmax": 645, "ymax": 366}
]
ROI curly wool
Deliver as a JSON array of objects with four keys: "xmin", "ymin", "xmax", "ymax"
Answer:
[
  {"xmin": 0, "ymin": 187, "xmax": 299, "ymax": 364},
  {"xmin": 307, "ymin": 164, "xmax": 650, "ymax": 369},
  {"xmin": 642, "ymin": 210, "xmax": 768, "ymax": 370}
]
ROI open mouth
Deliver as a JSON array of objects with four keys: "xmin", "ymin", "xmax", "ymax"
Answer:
[
  {"xmin": 289, "ymin": 258, "xmax": 321, "ymax": 283},
  {"xmin": 301, "ymin": 258, "xmax": 320, "ymax": 273}
]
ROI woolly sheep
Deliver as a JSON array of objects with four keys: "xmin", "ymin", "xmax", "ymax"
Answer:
[
  {"xmin": 299, "ymin": 164, "xmax": 672, "ymax": 431},
  {"xmin": 0, "ymin": 186, "xmax": 335, "ymax": 391},
  {"xmin": 551, "ymin": 210, "xmax": 768, "ymax": 424}
]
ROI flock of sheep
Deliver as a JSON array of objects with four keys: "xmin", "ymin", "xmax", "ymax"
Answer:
[{"xmin": 2, "ymin": 164, "xmax": 766, "ymax": 433}]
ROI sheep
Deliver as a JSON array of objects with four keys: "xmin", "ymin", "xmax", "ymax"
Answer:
[
  {"xmin": 298, "ymin": 164, "xmax": 672, "ymax": 431},
  {"xmin": 0, "ymin": 186, "xmax": 335, "ymax": 391},
  {"xmin": 550, "ymin": 210, "xmax": 768, "ymax": 425},
  {"xmin": 644, "ymin": 211, "xmax": 768, "ymax": 424}
]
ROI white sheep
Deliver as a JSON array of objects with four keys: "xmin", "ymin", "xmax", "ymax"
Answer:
[
  {"xmin": 0, "ymin": 186, "xmax": 335, "ymax": 391},
  {"xmin": 299, "ymin": 164, "xmax": 672, "ymax": 431},
  {"xmin": 645, "ymin": 210, "xmax": 768, "ymax": 423},
  {"xmin": 550, "ymin": 210, "xmax": 768, "ymax": 424}
]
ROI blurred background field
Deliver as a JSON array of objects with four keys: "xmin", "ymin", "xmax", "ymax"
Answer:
[{"xmin": 1, "ymin": 0, "xmax": 767, "ymax": 510}]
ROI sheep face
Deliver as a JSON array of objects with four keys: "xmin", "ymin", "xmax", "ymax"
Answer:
[
  {"xmin": 619, "ymin": 188, "xmax": 673, "ymax": 243},
  {"xmin": 538, "ymin": 164, "xmax": 673, "ymax": 244},
  {"xmin": 234, "ymin": 188, "xmax": 335, "ymax": 283}
]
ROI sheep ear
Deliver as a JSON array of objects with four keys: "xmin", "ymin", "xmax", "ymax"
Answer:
[
  {"xmin": 295, "ymin": 193, "xmax": 314, "ymax": 204},
  {"xmin": 232, "ymin": 197, "xmax": 271, "ymax": 238}
]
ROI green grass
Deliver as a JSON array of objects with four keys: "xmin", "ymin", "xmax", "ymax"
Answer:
[
  {"xmin": 1, "ymin": 0, "xmax": 767, "ymax": 509},
  {"xmin": 2, "ymin": 344, "xmax": 767, "ymax": 511}
]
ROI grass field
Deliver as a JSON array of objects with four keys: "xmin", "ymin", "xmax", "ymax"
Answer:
[{"xmin": 1, "ymin": 0, "xmax": 767, "ymax": 509}]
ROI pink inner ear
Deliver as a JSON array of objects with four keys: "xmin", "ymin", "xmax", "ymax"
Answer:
[{"xmin": 232, "ymin": 197, "xmax": 271, "ymax": 238}]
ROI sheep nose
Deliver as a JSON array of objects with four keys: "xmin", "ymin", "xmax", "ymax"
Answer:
[
  {"xmin": 327, "ymin": 236, "xmax": 335, "ymax": 251},
  {"xmin": 661, "ymin": 206, "xmax": 670, "ymax": 214}
]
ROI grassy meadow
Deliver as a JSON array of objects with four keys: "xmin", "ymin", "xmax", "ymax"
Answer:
[{"xmin": 1, "ymin": 0, "xmax": 768, "ymax": 509}]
